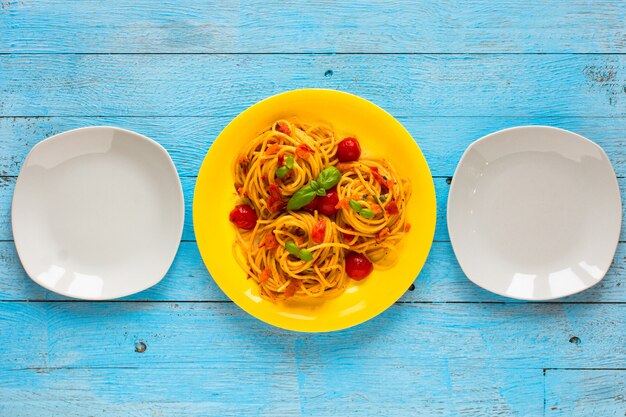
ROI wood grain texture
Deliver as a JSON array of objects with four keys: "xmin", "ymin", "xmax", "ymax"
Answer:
[
  {"xmin": 545, "ymin": 370, "xmax": 626, "ymax": 416},
  {"xmin": 1, "ymin": 116, "xmax": 625, "ymax": 178},
  {"xmin": 0, "ymin": 301, "xmax": 625, "ymax": 415},
  {"xmin": 1, "ymin": 54, "xmax": 625, "ymax": 118},
  {"xmin": 1, "ymin": 240, "xmax": 624, "ymax": 303},
  {"xmin": 1, "ymin": 0, "xmax": 624, "ymax": 53}
]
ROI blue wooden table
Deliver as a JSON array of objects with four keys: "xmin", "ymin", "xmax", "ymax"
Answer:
[{"xmin": 1, "ymin": 1, "xmax": 625, "ymax": 415}]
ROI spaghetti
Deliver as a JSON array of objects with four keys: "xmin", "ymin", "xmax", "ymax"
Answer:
[{"xmin": 230, "ymin": 118, "xmax": 411, "ymax": 302}]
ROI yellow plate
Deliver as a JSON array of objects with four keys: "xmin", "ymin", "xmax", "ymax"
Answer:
[{"xmin": 193, "ymin": 89, "xmax": 436, "ymax": 332}]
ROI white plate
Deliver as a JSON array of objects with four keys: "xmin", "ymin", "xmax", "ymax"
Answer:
[
  {"xmin": 448, "ymin": 126, "xmax": 622, "ymax": 300},
  {"xmin": 12, "ymin": 127, "xmax": 184, "ymax": 300}
]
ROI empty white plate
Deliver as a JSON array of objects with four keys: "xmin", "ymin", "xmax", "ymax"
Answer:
[
  {"xmin": 12, "ymin": 127, "xmax": 184, "ymax": 299},
  {"xmin": 448, "ymin": 126, "xmax": 622, "ymax": 300}
]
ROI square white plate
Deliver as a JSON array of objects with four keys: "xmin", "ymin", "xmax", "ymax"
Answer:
[
  {"xmin": 448, "ymin": 126, "xmax": 622, "ymax": 300},
  {"xmin": 12, "ymin": 126, "xmax": 184, "ymax": 299}
]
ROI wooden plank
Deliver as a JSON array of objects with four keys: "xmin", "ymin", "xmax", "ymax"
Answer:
[
  {"xmin": 0, "ymin": 177, "xmax": 10, "ymax": 239},
  {"xmin": 0, "ymin": 366, "xmax": 543, "ymax": 416},
  {"xmin": 545, "ymin": 370, "xmax": 626, "ymax": 416},
  {"xmin": 1, "ymin": 54, "xmax": 625, "ymax": 118},
  {"xmin": 0, "ymin": 240, "xmax": 624, "ymax": 302},
  {"xmin": 1, "ymin": 173, "xmax": 624, "ymax": 242},
  {"xmin": 297, "ymin": 365, "xmax": 542, "ymax": 416},
  {"xmin": 0, "ymin": 1, "xmax": 624, "ymax": 53},
  {"xmin": 0, "ymin": 302, "xmax": 623, "ymax": 370},
  {"xmin": 2, "ymin": 116, "xmax": 625, "ymax": 178},
  {"xmin": 0, "ymin": 367, "xmax": 299, "ymax": 417}
]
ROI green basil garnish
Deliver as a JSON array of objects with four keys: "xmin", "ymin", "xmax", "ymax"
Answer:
[
  {"xmin": 317, "ymin": 166, "xmax": 341, "ymax": 190},
  {"xmin": 285, "ymin": 156, "xmax": 294, "ymax": 169},
  {"xmin": 360, "ymin": 208, "xmax": 375, "ymax": 219},
  {"xmin": 287, "ymin": 186, "xmax": 317, "ymax": 210},
  {"xmin": 349, "ymin": 199, "xmax": 375, "ymax": 219},
  {"xmin": 275, "ymin": 166, "xmax": 290, "ymax": 178},
  {"xmin": 285, "ymin": 241, "xmax": 300, "ymax": 256},
  {"xmin": 349, "ymin": 199, "xmax": 362, "ymax": 212},
  {"xmin": 285, "ymin": 242, "xmax": 314, "ymax": 262},
  {"xmin": 286, "ymin": 166, "xmax": 343, "ymax": 210},
  {"xmin": 379, "ymin": 194, "xmax": 387, "ymax": 202},
  {"xmin": 298, "ymin": 249, "xmax": 313, "ymax": 262}
]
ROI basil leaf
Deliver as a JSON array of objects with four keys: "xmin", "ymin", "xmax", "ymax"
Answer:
[
  {"xmin": 360, "ymin": 208, "xmax": 375, "ymax": 219},
  {"xmin": 349, "ymin": 199, "xmax": 362, "ymax": 213},
  {"xmin": 317, "ymin": 166, "xmax": 341, "ymax": 190},
  {"xmin": 379, "ymin": 194, "xmax": 387, "ymax": 202},
  {"xmin": 285, "ymin": 156, "xmax": 294, "ymax": 169},
  {"xmin": 299, "ymin": 249, "xmax": 313, "ymax": 262},
  {"xmin": 286, "ymin": 166, "xmax": 340, "ymax": 211},
  {"xmin": 275, "ymin": 166, "xmax": 290, "ymax": 178},
  {"xmin": 285, "ymin": 241, "xmax": 299, "ymax": 256},
  {"xmin": 287, "ymin": 186, "xmax": 316, "ymax": 210}
]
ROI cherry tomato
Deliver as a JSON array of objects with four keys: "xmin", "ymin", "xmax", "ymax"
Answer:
[
  {"xmin": 341, "ymin": 225, "xmax": 356, "ymax": 243},
  {"xmin": 229, "ymin": 204, "xmax": 258, "ymax": 230},
  {"xmin": 343, "ymin": 231, "xmax": 355, "ymax": 243},
  {"xmin": 386, "ymin": 200, "xmax": 399, "ymax": 215},
  {"xmin": 317, "ymin": 187, "xmax": 339, "ymax": 216},
  {"xmin": 276, "ymin": 121, "xmax": 291, "ymax": 135},
  {"xmin": 284, "ymin": 279, "xmax": 299, "ymax": 298},
  {"xmin": 345, "ymin": 252, "xmax": 373, "ymax": 280},
  {"xmin": 370, "ymin": 166, "xmax": 385, "ymax": 184},
  {"xmin": 296, "ymin": 143, "xmax": 314, "ymax": 159},
  {"xmin": 259, "ymin": 232, "xmax": 278, "ymax": 250},
  {"xmin": 336, "ymin": 137, "xmax": 361, "ymax": 162},
  {"xmin": 259, "ymin": 267, "xmax": 271, "ymax": 282},
  {"xmin": 302, "ymin": 196, "xmax": 319, "ymax": 214},
  {"xmin": 311, "ymin": 219, "xmax": 326, "ymax": 244},
  {"xmin": 267, "ymin": 183, "xmax": 286, "ymax": 213},
  {"xmin": 370, "ymin": 166, "xmax": 389, "ymax": 194}
]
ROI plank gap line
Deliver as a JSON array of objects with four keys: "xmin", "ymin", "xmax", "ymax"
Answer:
[{"xmin": 1, "ymin": 52, "xmax": 626, "ymax": 56}]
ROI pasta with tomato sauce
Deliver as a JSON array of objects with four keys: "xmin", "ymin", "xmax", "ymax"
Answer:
[{"xmin": 229, "ymin": 119, "xmax": 411, "ymax": 302}]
